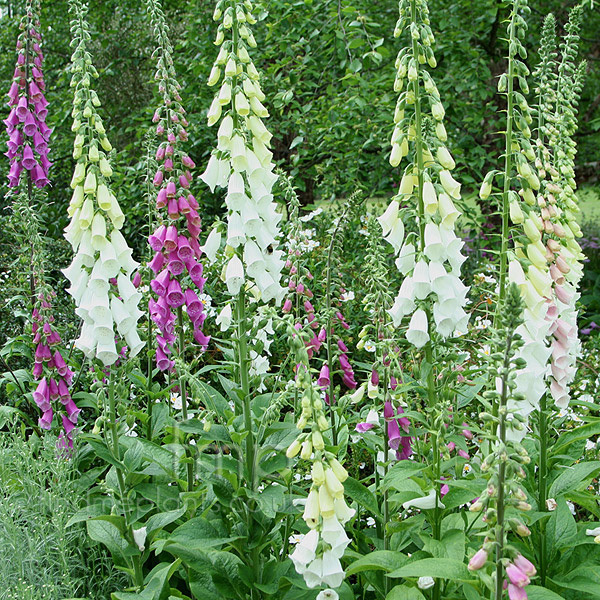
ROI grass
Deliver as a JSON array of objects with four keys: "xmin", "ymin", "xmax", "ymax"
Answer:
[{"xmin": 0, "ymin": 432, "xmax": 126, "ymax": 600}]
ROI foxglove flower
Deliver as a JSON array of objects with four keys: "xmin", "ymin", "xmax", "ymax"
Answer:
[
  {"xmin": 202, "ymin": 0, "xmax": 285, "ymax": 304},
  {"xmin": 4, "ymin": 0, "xmax": 52, "ymax": 188},
  {"xmin": 146, "ymin": 0, "xmax": 210, "ymax": 370},
  {"xmin": 62, "ymin": 1, "xmax": 142, "ymax": 366}
]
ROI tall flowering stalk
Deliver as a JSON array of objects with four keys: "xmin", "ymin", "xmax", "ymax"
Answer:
[
  {"xmin": 286, "ymin": 340, "xmax": 355, "ymax": 592},
  {"xmin": 62, "ymin": 0, "xmax": 143, "ymax": 366},
  {"xmin": 531, "ymin": 9, "xmax": 585, "ymax": 584},
  {"xmin": 4, "ymin": 0, "xmax": 52, "ymax": 189},
  {"xmin": 146, "ymin": 0, "xmax": 210, "ymax": 387},
  {"xmin": 202, "ymin": 0, "xmax": 285, "ymax": 495},
  {"xmin": 381, "ymin": 2, "xmax": 470, "ymax": 582},
  {"xmin": 468, "ymin": 284, "xmax": 536, "ymax": 600}
]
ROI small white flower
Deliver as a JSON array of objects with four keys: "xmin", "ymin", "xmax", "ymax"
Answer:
[
  {"xmin": 417, "ymin": 576, "xmax": 435, "ymax": 590},
  {"xmin": 364, "ymin": 340, "xmax": 376, "ymax": 353},
  {"xmin": 567, "ymin": 501, "xmax": 576, "ymax": 516},
  {"xmin": 316, "ymin": 590, "xmax": 339, "ymax": 600},
  {"xmin": 585, "ymin": 439, "xmax": 597, "ymax": 451},
  {"xmin": 299, "ymin": 207, "xmax": 323, "ymax": 222},
  {"xmin": 463, "ymin": 464, "xmax": 473, "ymax": 476},
  {"xmin": 124, "ymin": 423, "xmax": 138, "ymax": 437},
  {"xmin": 340, "ymin": 290, "xmax": 355, "ymax": 302},
  {"xmin": 366, "ymin": 517, "xmax": 376, "ymax": 527},
  {"xmin": 170, "ymin": 393, "xmax": 182, "ymax": 410},
  {"xmin": 546, "ymin": 498, "xmax": 557, "ymax": 511},
  {"xmin": 289, "ymin": 533, "xmax": 304, "ymax": 545},
  {"xmin": 132, "ymin": 526, "xmax": 147, "ymax": 552}
]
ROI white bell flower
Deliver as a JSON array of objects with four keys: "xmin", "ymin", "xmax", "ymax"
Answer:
[
  {"xmin": 406, "ymin": 308, "xmax": 430, "ymax": 349},
  {"xmin": 402, "ymin": 488, "xmax": 445, "ymax": 510},
  {"xmin": 225, "ymin": 255, "xmax": 245, "ymax": 295},
  {"xmin": 216, "ymin": 304, "xmax": 233, "ymax": 331}
]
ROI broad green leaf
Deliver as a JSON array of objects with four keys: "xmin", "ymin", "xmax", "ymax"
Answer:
[
  {"xmin": 344, "ymin": 476, "xmax": 380, "ymax": 516},
  {"xmin": 552, "ymin": 578, "xmax": 600, "ymax": 598},
  {"xmin": 549, "ymin": 462, "xmax": 600, "ymax": 498},
  {"xmin": 546, "ymin": 498, "xmax": 578, "ymax": 554},
  {"xmin": 145, "ymin": 506, "xmax": 187, "ymax": 535},
  {"xmin": 386, "ymin": 586, "xmax": 425, "ymax": 600},
  {"xmin": 552, "ymin": 421, "xmax": 600, "ymax": 455},
  {"xmin": 383, "ymin": 462, "xmax": 423, "ymax": 492},
  {"xmin": 388, "ymin": 558, "xmax": 471, "ymax": 580},
  {"xmin": 66, "ymin": 503, "xmax": 109, "ymax": 527},
  {"xmin": 346, "ymin": 550, "xmax": 409, "ymax": 575},
  {"xmin": 526, "ymin": 586, "xmax": 566, "ymax": 600},
  {"xmin": 87, "ymin": 519, "xmax": 129, "ymax": 561}
]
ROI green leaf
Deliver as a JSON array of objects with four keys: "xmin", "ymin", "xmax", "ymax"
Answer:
[
  {"xmin": 66, "ymin": 503, "xmax": 110, "ymax": 527},
  {"xmin": 552, "ymin": 421, "xmax": 600, "ymax": 455},
  {"xmin": 123, "ymin": 439, "xmax": 144, "ymax": 472},
  {"xmin": 549, "ymin": 462, "xmax": 600, "ymax": 498},
  {"xmin": 87, "ymin": 519, "xmax": 129, "ymax": 561},
  {"xmin": 344, "ymin": 476, "xmax": 380, "ymax": 516},
  {"xmin": 526, "ymin": 586, "xmax": 566, "ymax": 600},
  {"xmin": 145, "ymin": 506, "xmax": 187, "ymax": 535},
  {"xmin": 290, "ymin": 135, "xmax": 304, "ymax": 149},
  {"xmin": 386, "ymin": 586, "xmax": 425, "ymax": 600},
  {"xmin": 388, "ymin": 558, "xmax": 471, "ymax": 580},
  {"xmin": 383, "ymin": 462, "xmax": 423, "ymax": 492},
  {"xmin": 552, "ymin": 577, "xmax": 600, "ymax": 598},
  {"xmin": 546, "ymin": 498, "xmax": 578, "ymax": 554},
  {"xmin": 346, "ymin": 551, "xmax": 409, "ymax": 575}
]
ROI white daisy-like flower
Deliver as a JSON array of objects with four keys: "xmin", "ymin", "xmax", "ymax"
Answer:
[
  {"xmin": 366, "ymin": 517, "xmax": 376, "ymax": 527},
  {"xmin": 289, "ymin": 533, "xmax": 304, "ymax": 545},
  {"xmin": 299, "ymin": 207, "xmax": 323, "ymax": 222},
  {"xmin": 124, "ymin": 423, "xmax": 138, "ymax": 437},
  {"xmin": 340, "ymin": 290, "xmax": 355, "ymax": 302},
  {"xmin": 462, "ymin": 464, "xmax": 473, "ymax": 476},
  {"xmin": 170, "ymin": 393, "xmax": 182, "ymax": 410},
  {"xmin": 364, "ymin": 340, "xmax": 376, "ymax": 353}
]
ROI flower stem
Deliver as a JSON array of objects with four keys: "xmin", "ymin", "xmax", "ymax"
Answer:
[
  {"xmin": 538, "ymin": 393, "xmax": 548, "ymax": 585},
  {"xmin": 177, "ymin": 306, "xmax": 194, "ymax": 491}
]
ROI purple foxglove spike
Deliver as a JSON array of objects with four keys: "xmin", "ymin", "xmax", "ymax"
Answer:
[
  {"xmin": 318, "ymin": 328, "xmax": 327, "ymax": 343},
  {"xmin": 387, "ymin": 417, "xmax": 402, "ymax": 450},
  {"xmin": 8, "ymin": 162, "xmax": 23, "ymax": 187},
  {"xmin": 149, "ymin": 224, "xmax": 167, "ymax": 251},
  {"xmin": 317, "ymin": 364, "xmax": 330, "ymax": 390},
  {"xmin": 165, "ymin": 143, "xmax": 174, "ymax": 155},
  {"xmin": 282, "ymin": 298, "xmax": 292, "ymax": 313},
  {"xmin": 33, "ymin": 361, "xmax": 43, "ymax": 379},
  {"xmin": 193, "ymin": 328, "xmax": 210, "ymax": 349},
  {"xmin": 16, "ymin": 96, "xmax": 29, "ymax": 121},
  {"xmin": 187, "ymin": 194, "xmax": 199, "ymax": 211},
  {"xmin": 17, "ymin": 53, "xmax": 25, "ymax": 66},
  {"xmin": 39, "ymin": 408, "xmax": 53, "ymax": 430},
  {"xmin": 4, "ymin": 108, "xmax": 19, "ymax": 132},
  {"xmin": 132, "ymin": 271, "xmax": 142, "ymax": 288},
  {"xmin": 164, "ymin": 158, "xmax": 173, "ymax": 171},
  {"xmin": 383, "ymin": 401, "xmax": 394, "ymax": 420},
  {"xmin": 151, "ymin": 268, "xmax": 171, "ymax": 297},
  {"xmin": 156, "ymin": 335, "xmax": 171, "ymax": 353},
  {"xmin": 167, "ymin": 251, "xmax": 185, "ymax": 276},
  {"xmin": 192, "ymin": 311, "xmax": 207, "ymax": 329},
  {"xmin": 38, "ymin": 121, "xmax": 51, "ymax": 138},
  {"xmin": 166, "ymin": 279, "xmax": 185, "ymax": 307},
  {"xmin": 296, "ymin": 283, "xmax": 305, "ymax": 294},
  {"xmin": 304, "ymin": 300, "xmax": 315, "ymax": 313},
  {"xmin": 156, "ymin": 145, "xmax": 166, "ymax": 161},
  {"xmin": 187, "ymin": 208, "xmax": 201, "ymax": 228}
]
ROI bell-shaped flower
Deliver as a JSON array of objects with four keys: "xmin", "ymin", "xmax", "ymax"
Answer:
[
  {"xmin": 225, "ymin": 255, "xmax": 245, "ymax": 295},
  {"xmin": 402, "ymin": 488, "xmax": 445, "ymax": 510},
  {"xmin": 439, "ymin": 170, "xmax": 461, "ymax": 199},
  {"xmin": 396, "ymin": 242, "xmax": 416, "ymax": 274},
  {"xmin": 406, "ymin": 308, "xmax": 430, "ymax": 349},
  {"xmin": 413, "ymin": 260, "xmax": 431, "ymax": 300},
  {"xmin": 388, "ymin": 277, "xmax": 416, "ymax": 326},
  {"xmin": 423, "ymin": 181, "xmax": 438, "ymax": 215}
]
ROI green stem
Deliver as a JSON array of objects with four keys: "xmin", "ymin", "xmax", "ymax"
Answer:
[
  {"xmin": 538, "ymin": 394, "xmax": 548, "ymax": 586},
  {"xmin": 495, "ymin": 332, "xmax": 514, "ymax": 600},
  {"xmin": 177, "ymin": 307, "xmax": 194, "ymax": 491},
  {"xmin": 108, "ymin": 372, "xmax": 144, "ymax": 589},
  {"xmin": 497, "ymin": 3, "xmax": 518, "ymax": 318},
  {"xmin": 325, "ymin": 233, "xmax": 337, "ymax": 446},
  {"xmin": 236, "ymin": 289, "xmax": 255, "ymax": 489},
  {"xmin": 410, "ymin": 3, "xmax": 442, "ymax": 597}
]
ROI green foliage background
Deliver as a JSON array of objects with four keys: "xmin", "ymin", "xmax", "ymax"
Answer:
[{"xmin": 0, "ymin": 0, "xmax": 598, "ymax": 251}]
